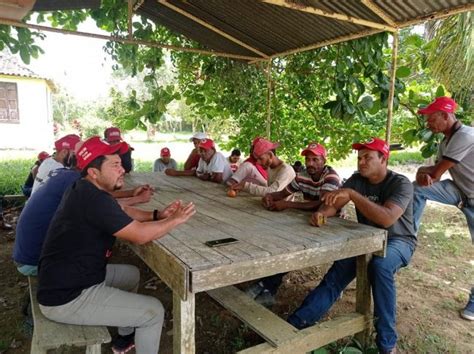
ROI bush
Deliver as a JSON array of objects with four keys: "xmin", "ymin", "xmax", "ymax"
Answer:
[
  {"xmin": 0, "ymin": 158, "xmax": 33, "ymax": 195},
  {"xmin": 389, "ymin": 151, "xmax": 424, "ymax": 165}
]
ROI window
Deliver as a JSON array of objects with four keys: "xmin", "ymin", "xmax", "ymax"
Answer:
[{"xmin": 0, "ymin": 82, "xmax": 19, "ymax": 123}]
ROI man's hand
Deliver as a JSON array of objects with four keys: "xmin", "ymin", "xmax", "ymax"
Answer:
[
  {"xmin": 269, "ymin": 200, "xmax": 287, "ymax": 211},
  {"xmin": 197, "ymin": 173, "xmax": 210, "ymax": 181},
  {"xmin": 262, "ymin": 194, "xmax": 274, "ymax": 209},
  {"xmin": 133, "ymin": 184, "xmax": 153, "ymax": 196},
  {"xmin": 165, "ymin": 168, "xmax": 177, "ymax": 176},
  {"xmin": 416, "ymin": 172, "xmax": 433, "ymax": 187},
  {"xmin": 230, "ymin": 181, "xmax": 245, "ymax": 191},
  {"xmin": 169, "ymin": 201, "xmax": 196, "ymax": 224},
  {"xmin": 310, "ymin": 212, "xmax": 327, "ymax": 227},
  {"xmin": 159, "ymin": 200, "xmax": 181, "ymax": 219},
  {"xmin": 322, "ymin": 188, "xmax": 352, "ymax": 206}
]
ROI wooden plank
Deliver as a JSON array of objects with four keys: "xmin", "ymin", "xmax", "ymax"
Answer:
[
  {"xmin": 28, "ymin": 278, "xmax": 111, "ymax": 350},
  {"xmin": 238, "ymin": 313, "xmax": 368, "ymax": 353},
  {"xmin": 207, "ymin": 286, "xmax": 298, "ymax": 347},
  {"xmin": 355, "ymin": 254, "xmax": 373, "ymax": 347},
  {"xmin": 126, "ymin": 240, "xmax": 189, "ymax": 300},
  {"xmin": 173, "ymin": 291, "xmax": 195, "ymax": 354},
  {"xmin": 192, "ymin": 234, "xmax": 385, "ymax": 292}
]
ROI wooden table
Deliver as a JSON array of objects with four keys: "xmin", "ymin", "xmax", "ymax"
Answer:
[{"xmin": 124, "ymin": 173, "xmax": 387, "ymax": 354}]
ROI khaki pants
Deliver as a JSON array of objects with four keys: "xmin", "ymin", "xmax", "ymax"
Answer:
[{"xmin": 40, "ymin": 264, "xmax": 164, "ymax": 354}]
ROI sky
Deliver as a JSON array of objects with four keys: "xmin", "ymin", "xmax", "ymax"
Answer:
[{"xmin": 28, "ymin": 20, "xmax": 114, "ymax": 102}]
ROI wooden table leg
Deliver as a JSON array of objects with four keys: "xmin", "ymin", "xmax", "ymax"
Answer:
[
  {"xmin": 355, "ymin": 254, "xmax": 372, "ymax": 348},
  {"xmin": 173, "ymin": 291, "xmax": 195, "ymax": 354}
]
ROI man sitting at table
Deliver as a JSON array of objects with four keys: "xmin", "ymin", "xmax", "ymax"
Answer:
[
  {"xmin": 226, "ymin": 137, "xmax": 268, "ymax": 189},
  {"xmin": 230, "ymin": 138, "xmax": 295, "ymax": 196},
  {"xmin": 287, "ymin": 137, "xmax": 416, "ymax": 354},
  {"xmin": 262, "ymin": 143, "xmax": 341, "ymax": 211},
  {"xmin": 36, "ymin": 136, "xmax": 195, "ymax": 354}
]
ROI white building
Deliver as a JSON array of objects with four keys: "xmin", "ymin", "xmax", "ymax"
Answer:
[{"xmin": 0, "ymin": 52, "xmax": 55, "ymax": 150}]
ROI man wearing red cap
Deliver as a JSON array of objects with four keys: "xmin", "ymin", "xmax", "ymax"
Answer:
[
  {"xmin": 287, "ymin": 138, "xmax": 416, "ymax": 354},
  {"xmin": 414, "ymin": 96, "xmax": 474, "ymax": 321},
  {"xmin": 36, "ymin": 136, "xmax": 195, "ymax": 354},
  {"xmin": 153, "ymin": 147, "xmax": 177, "ymax": 172},
  {"xmin": 21, "ymin": 151, "xmax": 50, "ymax": 197},
  {"xmin": 230, "ymin": 138, "xmax": 295, "ymax": 195},
  {"xmin": 195, "ymin": 138, "xmax": 232, "ymax": 183},
  {"xmin": 31, "ymin": 134, "xmax": 81, "ymax": 195},
  {"xmin": 262, "ymin": 143, "xmax": 341, "ymax": 212},
  {"xmin": 184, "ymin": 132, "xmax": 208, "ymax": 171},
  {"xmin": 104, "ymin": 127, "xmax": 133, "ymax": 173}
]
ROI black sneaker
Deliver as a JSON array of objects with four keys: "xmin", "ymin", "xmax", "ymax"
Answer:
[{"xmin": 112, "ymin": 333, "xmax": 135, "ymax": 354}]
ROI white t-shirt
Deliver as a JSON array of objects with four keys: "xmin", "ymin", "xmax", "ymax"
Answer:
[
  {"xmin": 196, "ymin": 151, "xmax": 232, "ymax": 182},
  {"xmin": 244, "ymin": 162, "xmax": 295, "ymax": 196},
  {"xmin": 31, "ymin": 157, "xmax": 64, "ymax": 194}
]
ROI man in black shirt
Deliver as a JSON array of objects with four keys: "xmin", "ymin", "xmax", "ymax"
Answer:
[
  {"xmin": 287, "ymin": 138, "xmax": 416, "ymax": 354},
  {"xmin": 37, "ymin": 136, "xmax": 195, "ymax": 354}
]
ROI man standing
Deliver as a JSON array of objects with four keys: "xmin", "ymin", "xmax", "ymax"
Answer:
[
  {"xmin": 262, "ymin": 143, "xmax": 341, "ymax": 211},
  {"xmin": 230, "ymin": 138, "xmax": 295, "ymax": 196},
  {"xmin": 288, "ymin": 138, "xmax": 416, "ymax": 354},
  {"xmin": 153, "ymin": 147, "xmax": 177, "ymax": 172},
  {"xmin": 37, "ymin": 136, "xmax": 195, "ymax": 354},
  {"xmin": 31, "ymin": 134, "xmax": 81, "ymax": 194},
  {"xmin": 104, "ymin": 127, "xmax": 133, "ymax": 173},
  {"xmin": 413, "ymin": 96, "xmax": 474, "ymax": 321}
]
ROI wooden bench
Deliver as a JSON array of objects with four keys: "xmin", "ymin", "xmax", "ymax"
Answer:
[{"xmin": 28, "ymin": 277, "xmax": 111, "ymax": 354}]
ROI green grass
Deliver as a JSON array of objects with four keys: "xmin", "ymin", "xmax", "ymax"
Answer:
[
  {"xmin": 0, "ymin": 158, "xmax": 33, "ymax": 195},
  {"xmin": 389, "ymin": 151, "xmax": 424, "ymax": 165}
]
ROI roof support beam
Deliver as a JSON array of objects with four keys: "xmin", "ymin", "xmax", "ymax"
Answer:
[
  {"xmin": 0, "ymin": 17, "xmax": 263, "ymax": 61},
  {"xmin": 399, "ymin": 3, "xmax": 474, "ymax": 28},
  {"xmin": 385, "ymin": 31, "xmax": 399, "ymax": 144},
  {"xmin": 158, "ymin": 0, "xmax": 269, "ymax": 58},
  {"xmin": 360, "ymin": 0, "xmax": 398, "ymax": 27},
  {"xmin": 268, "ymin": 28, "xmax": 383, "ymax": 60},
  {"xmin": 261, "ymin": 0, "xmax": 396, "ymax": 32}
]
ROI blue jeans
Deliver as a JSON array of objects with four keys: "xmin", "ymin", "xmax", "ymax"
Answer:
[
  {"xmin": 287, "ymin": 238, "xmax": 414, "ymax": 352},
  {"xmin": 413, "ymin": 180, "xmax": 474, "ymax": 242}
]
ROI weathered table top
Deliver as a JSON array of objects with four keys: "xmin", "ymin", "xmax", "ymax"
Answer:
[{"xmin": 125, "ymin": 173, "xmax": 387, "ymax": 297}]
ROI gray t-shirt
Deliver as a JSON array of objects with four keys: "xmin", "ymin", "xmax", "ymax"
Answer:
[
  {"xmin": 344, "ymin": 170, "xmax": 416, "ymax": 247},
  {"xmin": 438, "ymin": 125, "xmax": 474, "ymax": 199},
  {"xmin": 153, "ymin": 158, "xmax": 178, "ymax": 172}
]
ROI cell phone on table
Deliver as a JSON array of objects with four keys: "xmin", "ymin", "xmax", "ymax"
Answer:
[{"xmin": 205, "ymin": 238, "xmax": 239, "ymax": 247}]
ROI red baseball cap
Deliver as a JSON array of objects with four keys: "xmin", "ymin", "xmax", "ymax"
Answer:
[
  {"xmin": 198, "ymin": 138, "xmax": 215, "ymax": 150},
  {"xmin": 54, "ymin": 134, "xmax": 81, "ymax": 151},
  {"xmin": 418, "ymin": 96, "xmax": 457, "ymax": 115},
  {"xmin": 301, "ymin": 143, "xmax": 327, "ymax": 159},
  {"xmin": 160, "ymin": 147, "xmax": 171, "ymax": 157},
  {"xmin": 252, "ymin": 138, "xmax": 280, "ymax": 158},
  {"xmin": 76, "ymin": 136, "xmax": 129, "ymax": 171},
  {"xmin": 37, "ymin": 151, "xmax": 50, "ymax": 161},
  {"xmin": 104, "ymin": 127, "xmax": 122, "ymax": 143},
  {"xmin": 352, "ymin": 137, "xmax": 390, "ymax": 158}
]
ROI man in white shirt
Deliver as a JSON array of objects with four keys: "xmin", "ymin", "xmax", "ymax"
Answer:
[
  {"xmin": 230, "ymin": 138, "xmax": 295, "ymax": 196},
  {"xmin": 196, "ymin": 139, "xmax": 232, "ymax": 183},
  {"xmin": 31, "ymin": 134, "xmax": 81, "ymax": 194}
]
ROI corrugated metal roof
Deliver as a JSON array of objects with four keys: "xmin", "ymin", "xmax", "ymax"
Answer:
[{"xmin": 31, "ymin": 0, "xmax": 474, "ymax": 60}]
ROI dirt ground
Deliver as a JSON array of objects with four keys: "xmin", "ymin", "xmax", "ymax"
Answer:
[{"xmin": 0, "ymin": 198, "xmax": 473, "ymax": 354}]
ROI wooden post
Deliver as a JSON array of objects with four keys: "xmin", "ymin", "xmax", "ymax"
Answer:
[
  {"xmin": 355, "ymin": 254, "xmax": 372, "ymax": 348},
  {"xmin": 265, "ymin": 59, "xmax": 272, "ymax": 138},
  {"xmin": 173, "ymin": 291, "xmax": 195, "ymax": 354},
  {"xmin": 385, "ymin": 31, "xmax": 399, "ymax": 144}
]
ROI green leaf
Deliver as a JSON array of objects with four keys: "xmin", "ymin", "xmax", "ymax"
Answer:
[
  {"xmin": 341, "ymin": 347, "xmax": 363, "ymax": 354},
  {"xmin": 419, "ymin": 128, "xmax": 433, "ymax": 142},
  {"xmin": 359, "ymin": 96, "xmax": 374, "ymax": 110},
  {"xmin": 19, "ymin": 46, "xmax": 30, "ymax": 64},
  {"xmin": 396, "ymin": 66, "xmax": 410, "ymax": 78},
  {"xmin": 311, "ymin": 347, "xmax": 330, "ymax": 354},
  {"xmin": 402, "ymin": 128, "xmax": 418, "ymax": 144},
  {"xmin": 435, "ymin": 85, "xmax": 445, "ymax": 97},
  {"xmin": 367, "ymin": 99, "xmax": 381, "ymax": 115}
]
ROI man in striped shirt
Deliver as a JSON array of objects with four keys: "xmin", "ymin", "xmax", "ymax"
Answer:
[{"xmin": 262, "ymin": 143, "xmax": 341, "ymax": 211}]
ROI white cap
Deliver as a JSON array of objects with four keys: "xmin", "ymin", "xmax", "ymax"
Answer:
[{"xmin": 189, "ymin": 132, "xmax": 208, "ymax": 141}]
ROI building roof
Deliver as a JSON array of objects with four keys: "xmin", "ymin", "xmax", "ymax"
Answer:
[
  {"xmin": 29, "ymin": 0, "xmax": 474, "ymax": 61},
  {"xmin": 0, "ymin": 51, "xmax": 55, "ymax": 89}
]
